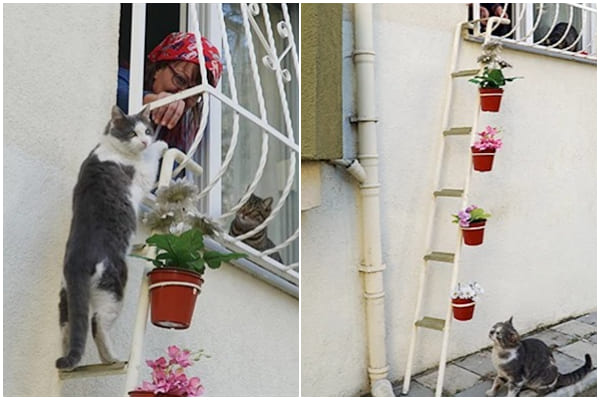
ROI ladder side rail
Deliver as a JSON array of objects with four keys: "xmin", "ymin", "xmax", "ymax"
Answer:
[
  {"xmin": 402, "ymin": 20, "xmax": 465, "ymax": 395},
  {"xmin": 124, "ymin": 147, "xmax": 182, "ymax": 394}
]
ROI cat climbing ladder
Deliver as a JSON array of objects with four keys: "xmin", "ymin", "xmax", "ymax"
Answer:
[
  {"xmin": 401, "ymin": 17, "xmax": 509, "ymax": 397},
  {"xmin": 57, "ymin": 148, "xmax": 202, "ymax": 391}
]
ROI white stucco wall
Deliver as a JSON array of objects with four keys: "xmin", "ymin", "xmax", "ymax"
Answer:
[
  {"xmin": 4, "ymin": 4, "xmax": 298, "ymax": 397},
  {"xmin": 301, "ymin": 3, "xmax": 596, "ymax": 396}
]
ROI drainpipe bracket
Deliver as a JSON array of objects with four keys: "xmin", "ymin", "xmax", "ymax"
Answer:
[
  {"xmin": 350, "ymin": 115, "xmax": 379, "ymax": 124},
  {"xmin": 359, "ymin": 263, "xmax": 386, "ymax": 273}
]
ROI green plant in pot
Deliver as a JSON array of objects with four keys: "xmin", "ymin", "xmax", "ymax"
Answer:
[
  {"xmin": 133, "ymin": 228, "xmax": 245, "ymax": 329},
  {"xmin": 133, "ymin": 180, "xmax": 245, "ymax": 329},
  {"xmin": 469, "ymin": 41, "xmax": 522, "ymax": 112},
  {"xmin": 452, "ymin": 205, "xmax": 491, "ymax": 246}
]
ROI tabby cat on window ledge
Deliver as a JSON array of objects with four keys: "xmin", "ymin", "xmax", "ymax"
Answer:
[
  {"xmin": 56, "ymin": 106, "xmax": 167, "ymax": 370},
  {"xmin": 487, "ymin": 317, "xmax": 593, "ymax": 397},
  {"xmin": 229, "ymin": 194, "xmax": 282, "ymax": 263}
]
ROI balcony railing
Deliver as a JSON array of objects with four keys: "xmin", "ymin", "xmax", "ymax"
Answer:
[{"xmin": 467, "ymin": 3, "xmax": 597, "ymax": 64}]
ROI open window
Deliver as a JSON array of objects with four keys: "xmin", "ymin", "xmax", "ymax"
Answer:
[{"xmin": 118, "ymin": 4, "xmax": 299, "ymax": 295}]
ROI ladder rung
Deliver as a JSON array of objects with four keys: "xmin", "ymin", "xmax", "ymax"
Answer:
[
  {"xmin": 434, "ymin": 188, "xmax": 464, "ymax": 198},
  {"xmin": 451, "ymin": 69, "xmax": 480, "ymax": 78},
  {"xmin": 424, "ymin": 252, "xmax": 455, "ymax": 263},
  {"xmin": 443, "ymin": 127, "xmax": 472, "ymax": 136},
  {"xmin": 415, "ymin": 317, "xmax": 446, "ymax": 331},
  {"xmin": 58, "ymin": 361, "xmax": 128, "ymax": 380}
]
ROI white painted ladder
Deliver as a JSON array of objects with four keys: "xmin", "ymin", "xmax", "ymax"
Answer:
[{"xmin": 401, "ymin": 17, "xmax": 509, "ymax": 397}]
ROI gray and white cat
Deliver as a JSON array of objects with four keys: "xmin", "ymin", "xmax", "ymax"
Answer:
[
  {"xmin": 56, "ymin": 105, "xmax": 167, "ymax": 370},
  {"xmin": 229, "ymin": 194, "xmax": 282, "ymax": 263},
  {"xmin": 487, "ymin": 317, "xmax": 592, "ymax": 396}
]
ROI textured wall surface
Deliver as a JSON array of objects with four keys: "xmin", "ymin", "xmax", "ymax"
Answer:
[
  {"xmin": 301, "ymin": 3, "xmax": 596, "ymax": 396},
  {"xmin": 300, "ymin": 3, "xmax": 343, "ymax": 160},
  {"xmin": 4, "ymin": 4, "xmax": 298, "ymax": 396}
]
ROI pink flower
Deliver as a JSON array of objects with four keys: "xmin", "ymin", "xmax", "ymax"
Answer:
[
  {"xmin": 147, "ymin": 356, "xmax": 168, "ymax": 370},
  {"xmin": 168, "ymin": 345, "xmax": 193, "ymax": 368},
  {"xmin": 135, "ymin": 346, "xmax": 205, "ymax": 396}
]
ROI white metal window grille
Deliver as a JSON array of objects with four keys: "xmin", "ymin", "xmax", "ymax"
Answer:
[
  {"xmin": 468, "ymin": 3, "xmax": 597, "ymax": 64},
  {"xmin": 128, "ymin": 3, "xmax": 299, "ymax": 297}
]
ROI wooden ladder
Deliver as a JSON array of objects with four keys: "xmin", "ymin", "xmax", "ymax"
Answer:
[{"xmin": 402, "ymin": 20, "xmax": 486, "ymax": 397}]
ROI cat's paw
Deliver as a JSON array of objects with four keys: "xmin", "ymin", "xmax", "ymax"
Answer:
[
  {"xmin": 485, "ymin": 389, "xmax": 496, "ymax": 397},
  {"xmin": 152, "ymin": 140, "xmax": 168, "ymax": 153},
  {"xmin": 56, "ymin": 356, "xmax": 77, "ymax": 370}
]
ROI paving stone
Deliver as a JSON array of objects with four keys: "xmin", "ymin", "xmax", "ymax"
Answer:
[
  {"xmin": 552, "ymin": 320, "xmax": 597, "ymax": 338},
  {"xmin": 553, "ymin": 350, "xmax": 589, "ymax": 374},
  {"xmin": 453, "ymin": 350, "xmax": 496, "ymax": 378},
  {"xmin": 558, "ymin": 340, "xmax": 597, "ymax": 366},
  {"xmin": 527, "ymin": 329, "xmax": 575, "ymax": 349},
  {"xmin": 520, "ymin": 389, "xmax": 538, "ymax": 396},
  {"xmin": 394, "ymin": 380, "xmax": 434, "ymax": 397},
  {"xmin": 587, "ymin": 334, "xmax": 596, "ymax": 344},
  {"xmin": 577, "ymin": 313, "xmax": 597, "ymax": 326},
  {"xmin": 415, "ymin": 365, "xmax": 482, "ymax": 396},
  {"xmin": 455, "ymin": 380, "xmax": 493, "ymax": 397}
]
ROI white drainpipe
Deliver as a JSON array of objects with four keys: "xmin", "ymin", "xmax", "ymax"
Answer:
[{"xmin": 353, "ymin": 4, "xmax": 394, "ymax": 397}]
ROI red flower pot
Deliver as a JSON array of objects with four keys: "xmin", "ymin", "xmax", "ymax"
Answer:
[
  {"xmin": 479, "ymin": 88, "xmax": 504, "ymax": 112},
  {"xmin": 461, "ymin": 220, "xmax": 486, "ymax": 246},
  {"xmin": 452, "ymin": 298, "xmax": 476, "ymax": 321},
  {"xmin": 129, "ymin": 391, "xmax": 183, "ymax": 397},
  {"xmin": 147, "ymin": 268, "xmax": 204, "ymax": 329},
  {"xmin": 471, "ymin": 146, "xmax": 496, "ymax": 172}
]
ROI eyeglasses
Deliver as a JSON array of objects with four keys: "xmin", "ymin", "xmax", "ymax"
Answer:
[{"xmin": 167, "ymin": 64, "xmax": 192, "ymax": 90}]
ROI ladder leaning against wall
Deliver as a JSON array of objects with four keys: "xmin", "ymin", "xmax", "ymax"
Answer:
[{"xmin": 401, "ymin": 17, "xmax": 510, "ymax": 397}]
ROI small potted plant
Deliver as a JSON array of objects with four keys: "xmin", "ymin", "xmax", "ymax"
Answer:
[
  {"xmin": 134, "ymin": 180, "xmax": 245, "ymax": 329},
  {"xmin": 471, "ymin": 126, "xmax": 503, "ymax": 172},
  {"xmin": 134, "ymin": 228, "xmax": 245, "ymax": 329},
  {"xmin": 129, "ymin": 345, "xmax": 207, "ymax": 396},
  {"xmin": 451, "ymin": 281, "xmax": 484, "ymax": 321},
  {"xmin": 452, "ymin": 205, "xmax": 491, "ymax": 246},
  {"xmin": 469, "ymin": 41, "xmax": 522, "ymax": 112}
]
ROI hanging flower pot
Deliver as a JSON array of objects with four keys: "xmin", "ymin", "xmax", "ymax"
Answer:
[
  {"xmin": 479, "ymin": 88, "xmax": 504, "ymax": 112},
  {"xmin": 452, "ymin": 205, "xmax": 490, "ymax": 246},
  {"xmin": 148, "ymin": 268, "xmax": 204, "ymax": 329},
  {"xmin": 128, "ymin": 391, "xmax": 184, "ymax": 397},
  {"xmin": 471, "ymin": 126, "xmax": 502, "ymax": 172},
  {"xmin": 461, "ymin": 220, "xmax": 486, "ymax": 246},
  {"xmin": 452, "ymin": 298, "xmax": 477, "ymax": 321},
  {"xmin": 130, "ymin": 227, "xmax": 245, "ymax": 330},
  {"xmin": 471, "ymin": 147, "xmax": 496, "ymax": 171},
  {"xmin": 451, "ymin": 282, "xmax": 483, "ymax": 322}
]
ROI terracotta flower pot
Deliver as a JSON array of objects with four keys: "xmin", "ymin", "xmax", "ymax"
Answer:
[
  {"xmin": 479, "ymin": 88, "xmax": 504, "ymax": 112},
  {"xmin": 452, "ymin": 298, "xmax": 476, "ymax": 321},
  {"xmin": 471, "ymin": 146, "xmax": 496, "ymax": 172},
  {"xmin": 129, "ymin": 391, "xmax": 183, "ymax": 397},
  {"xmin": 461, "ymin": 220, "xmax": 486, "ymax": 246},
  {"xmin": 147, "ymin": 268, "xmax": 204, "ymax": 329}
]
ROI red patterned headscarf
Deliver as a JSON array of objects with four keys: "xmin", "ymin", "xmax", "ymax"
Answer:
[{"xmin": 147, "ymin": 32, "xmax": 223, "ymax": 87}]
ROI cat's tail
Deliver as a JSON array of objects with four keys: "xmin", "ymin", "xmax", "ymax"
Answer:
[
  {"xmin": 556, "ymin": 354, "xmax": 593, "ymax": 388},
  {"xmin": 55, "ymin": 267, "xmax": 91, "ymax": 370}
]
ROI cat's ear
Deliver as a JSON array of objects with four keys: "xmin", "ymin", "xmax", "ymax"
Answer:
[
  {"xmin": 507, "ymin": 316, "xmax": 514, "ymax": 326},
  {"xmin": 111, "ymin": 105, "xmax": 127, "ymax": 121},
  {"xmin": 507, "ymin": 330, "xmax": 520, "ymax": 346},
  {"xmin": 138, "ymin": 105, "xmax": 151, "ymax": 120},
  {"xmin": 263, "ymin": 197, "xmax": 273, "ymax": 209}
]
